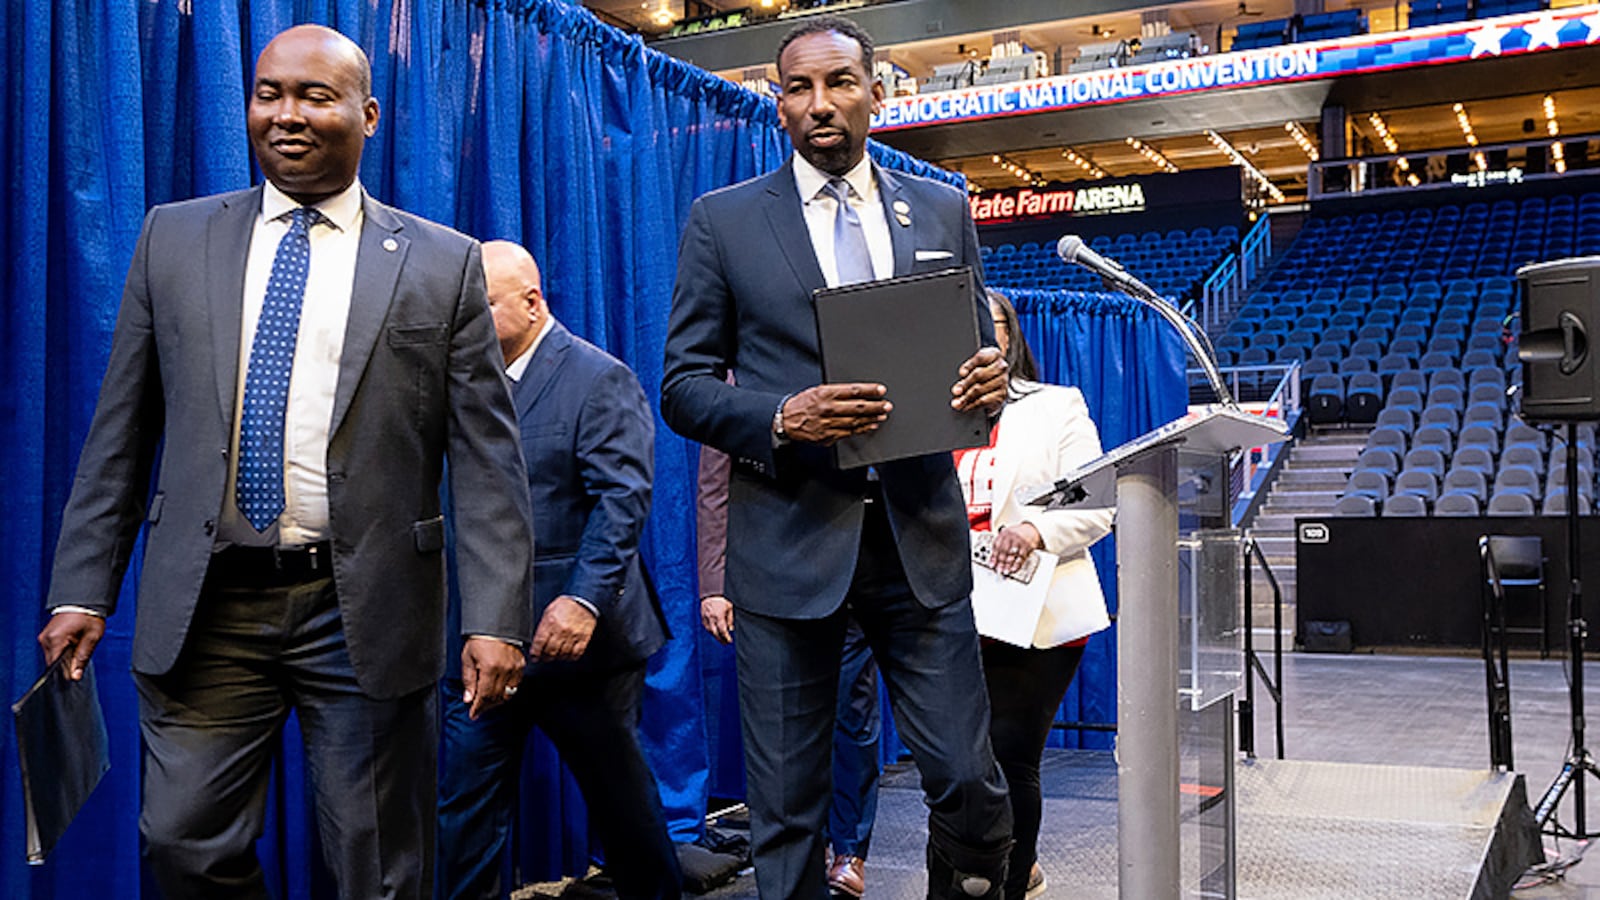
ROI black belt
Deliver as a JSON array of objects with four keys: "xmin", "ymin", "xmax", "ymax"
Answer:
[{"xmin": 211, "ymin": 541, "xmax": 333, "ymax": 584}]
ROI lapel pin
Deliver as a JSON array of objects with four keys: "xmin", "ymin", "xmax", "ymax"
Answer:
[
  {"xmin": 383, "ymin": 238, "xmax": 398, "ymax": 252},
  {"xmin": 892, "ymin": 200, "xmax": 910, "ymax": 215},
  {"xmin": 895, "ymin": 213, "xmax": 912, "ymax": 227}
]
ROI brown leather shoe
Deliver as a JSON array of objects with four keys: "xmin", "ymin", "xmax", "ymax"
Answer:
[
  {"xmin": 827, "ymin": 854, "xmax": 866, "ymax": 897},
  {"xmin": 1024, "ymin": 861, "xmax": 1046, "ymax": 899}
]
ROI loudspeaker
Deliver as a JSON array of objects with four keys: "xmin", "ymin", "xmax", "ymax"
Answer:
[{"xmin": 1519, "ymin": 257, "xmax": 1600, "ymax": 421}]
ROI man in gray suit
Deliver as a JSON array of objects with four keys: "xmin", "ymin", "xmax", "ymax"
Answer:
[
  {"xmin": 36, "ymin": 25, "xmax": 533, "ymax": 899},
  {"xmin": 662, "ymin": 16, "xmax": 1013, "ymax": 900}
]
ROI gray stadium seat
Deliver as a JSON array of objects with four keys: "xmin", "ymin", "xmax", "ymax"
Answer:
[
  {"xmin": 1403, "ymin": 447, "xmax": 1446, "ymax": 479},
  {"xmin": 1443, "ymin": 468, "xmax": 1489, "ymax": 503},
  {"xmin": 1501, "ymin": 445, "xmax": 1544, "ymax": 471},
  {"xmin": 1494, "ymin": 465, "xmax": 1544, "ymax": 501},
  {"xmin": 1375, "ymin": 408, "xmax": 1415, "ymax": 433},
  {"xmin": 1345, "ymin": 469, "xmax": 1390, "ymax": 501},
  {"xmin": 1452, "ymin": 446, "xmax": 1495, "ymax": 476},
  {"xmin": 1394, "ymin": 469, "xmax": 1440, "ymax": 501},
  {"xmin": 1335, "ymin": 494, "xmax": 1378, "ymax": 517},
  {"xmin": 1487, "ymin": 492, "xmax": 1536, "ymax": 516},
  {"xmin": 1435, "ymin": 492, "xmax": 1482, "ymax": 516},
  {"xmin": 1383, "ymin": 494, "xmax": 1429, "ymax": 516},
  {"xmin": 1355, "ymin": 448, "xmax": 1401, "ymax": 477}
]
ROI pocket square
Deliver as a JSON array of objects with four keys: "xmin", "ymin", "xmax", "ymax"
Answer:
[{"xmin": 914, "ymin": 249, "xmax": 955, "ymax": 261}]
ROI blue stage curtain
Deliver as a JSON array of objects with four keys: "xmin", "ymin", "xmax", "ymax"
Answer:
[
  {"xmin": 1003, "ymin": 288, "xmax": 1189, "ymax": 751},
  {"xmin": 0, "ymin": 0, "xmax": 996, "ymax": 896},
  {"xmin": 1, "ymin": 3, "xmax": 1187, "ymax": 897}
]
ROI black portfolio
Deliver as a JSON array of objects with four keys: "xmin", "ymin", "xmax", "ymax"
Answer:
[
  {"xmin": 814, "ymin": 267, "xmax": 988, "ymax": 469},
  {"xmin": 12, "ymin": 656, "xmax": 110, "ymax": 863}
]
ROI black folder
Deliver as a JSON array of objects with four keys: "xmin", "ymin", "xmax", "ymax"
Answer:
[
  {"xmin": 814, "ymin": 267, "xmax": 989, "ymax": 469},
  {"xmin": 12, "ymin": 655, "xmax": 110, "ymax": 864}
]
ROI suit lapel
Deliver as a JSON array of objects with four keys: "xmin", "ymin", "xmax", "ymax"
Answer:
[
  {"xmin": 875, "ymin": 164, "xmax": 914, "ymax": 277},
  {"xmin": 207, "ymin": 187, "xmax": 263, "ymax": 426},
  {"xmin": 331, "ymin": 195, "xmax": 408, "ymax": 437},
  {"xmin": 514, "ymin": 322, "xmax": 573, "ymax": 419},
  {"xmin": 762, "ymin": 163, "xmax": 828, "ymax": 297}
]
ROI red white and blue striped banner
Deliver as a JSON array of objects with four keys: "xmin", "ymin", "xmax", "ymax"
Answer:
[{"xmin": 871, "ymin": 5, "xmax": 1600, "ymax": 132}]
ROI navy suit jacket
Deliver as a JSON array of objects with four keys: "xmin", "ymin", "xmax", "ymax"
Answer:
[
  {"xmin": 451, "ymin": 321, "xmax": 666, "ymax": 675},
  {"xmin": 661, "ymin": 159, "xmax": 995, "ymax": 620},
  {"xmin": 45, "ymin": 185, "xmax": 535, "ymax": 699}
]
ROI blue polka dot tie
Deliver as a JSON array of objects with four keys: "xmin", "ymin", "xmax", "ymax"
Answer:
[
  {"xmin": 824, "ymin": 177, "xmax": 875, "ymax": 285},
  {"xmin": 236, "ymin": 207, "xmax": 323, "ymax": 531}
]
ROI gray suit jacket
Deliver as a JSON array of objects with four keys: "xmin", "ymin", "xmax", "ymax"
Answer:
[
  {"xmin": 661, "ymin": 159, "xmax": 995, "ymax": 620},
  {"xmin": 46, "ymin": 185, "xmax": 535, "ymax": 699}
]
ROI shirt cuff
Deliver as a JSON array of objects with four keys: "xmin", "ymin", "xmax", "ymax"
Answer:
[
  {"xmin": 565, "ymin": 595, "xmax": 600, "ymax": 618},
  {"xmin": 771, "ymin": 394, "xmax": 794, "ymax": 448},
  {"xmin": 467, "ymin": 633, "xmax": 526, "ymax": 649},
  {"xmin": 50, "ymin": 605, "xmax": 104, "ymax": 618}
]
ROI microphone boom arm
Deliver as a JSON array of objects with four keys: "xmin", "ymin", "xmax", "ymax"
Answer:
[{"xmin": 1057, "ymin": 235, "xmax": 1238, "ymax": 410}]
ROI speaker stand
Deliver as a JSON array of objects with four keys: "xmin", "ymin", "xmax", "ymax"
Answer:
[{"xmin": 1532, "ymin": 422, "xmax": 1600, "ymax": 839}]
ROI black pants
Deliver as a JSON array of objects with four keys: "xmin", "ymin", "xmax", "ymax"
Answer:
[
  {"xmin": 735, "ymin": 503, "xmax": 1012, "ymax": 899},
  {"xmin": 437, "ymin": 663, "xmax": 682, "ymax": 900},
  {"xmin": 136, "ymin": 571, "xmax": 436, "ymax": 899},
  {"xmin": 981, "ymin": 640, "xmax": 1085, "ymax": 899}
]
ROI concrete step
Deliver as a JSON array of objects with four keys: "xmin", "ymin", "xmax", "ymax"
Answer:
[
  {"xmin": 1249, "ymin": 513, "xmax": 1304, "ymax": 532},
  {"xmin": 1289, "ymin": 445, "xmax": 1364, "ymax": 465},
  {"xmin": 1261, "ymin": 499, "xmax": 1341, "ymax": 515},
  {"xmin": 1276, "ymin": 470, "xmax": 1350, "ymax": 489}
]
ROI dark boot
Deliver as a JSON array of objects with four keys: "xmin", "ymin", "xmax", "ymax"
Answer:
[{"xmin": 927, "ymin": 838, "xmax": 1011, "ymax": 900}]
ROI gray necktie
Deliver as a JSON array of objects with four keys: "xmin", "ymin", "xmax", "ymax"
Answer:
[{"xmin": 823, "ymin": 177, "xmax": 875, "ymax": 285}]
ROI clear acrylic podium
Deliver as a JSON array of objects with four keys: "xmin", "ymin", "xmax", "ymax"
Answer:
[{"xmin": 1022, "ymin": 405, "xmax": 1288, "ymax": 899}]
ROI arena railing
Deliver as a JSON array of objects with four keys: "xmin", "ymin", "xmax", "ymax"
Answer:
[
  {"xmin": 1194, "ymin": 213, "xmax": 1272, "ymax": 333},
  {"xmin": 1308, "ymin": 132, "xmax": 1600, "ymax": 201}
]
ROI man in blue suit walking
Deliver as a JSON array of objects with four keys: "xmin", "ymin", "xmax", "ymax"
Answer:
[
  {"xmin": 662, "ymin": 17, "xmax": 1014, "ymax": 900},
  {"xmin": 439, "ymin": 241, "xmax": 681, "ymax": 899}
]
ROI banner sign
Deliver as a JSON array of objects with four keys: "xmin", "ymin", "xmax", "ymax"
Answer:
[
  {"xmin": 970, "ymin": 181, "xmax": 1147, "ymax": 222},
  {"xmin": 872, "ymin": 6, "xmax": 1600, "ymax": 132}
]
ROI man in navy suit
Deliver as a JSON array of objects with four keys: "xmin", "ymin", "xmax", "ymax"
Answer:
[
  {"xmin": 439, "ymin": 241, "xmax": 681, "ymax": 900},
  {"xmin": 37, "ymin": 26, "xmax": 532, "ymax": 899},
  {"xmin": 662, "ymin": 17, "xmax": 1013, "ymax": 899}
]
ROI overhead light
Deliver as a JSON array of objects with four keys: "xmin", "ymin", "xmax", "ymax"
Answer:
[
  {"xmin": 1453, "ymin": 102, "xmax": 1479, "ymax": 148},
  {"xmin": 1368, "ymin": 112, "xmax": 1400, "ymax": 154},
  {"xmin": 1061, "ymin": 147, "xmax": 1107, "ymax": 179},
  {"xmin": 1125, "ymin": 137, "xmax": 1178, "ymax": 173},
  {"xmin": 1545, "ymin": 94, "xmax": 1566, "ymax": 174},
  {"xmin": 1204, "ymin": 130, "xmax": 1283, "ymax": 203},
  {"xmin": 1285, "ymin": 121, "xmax": 1319, "ymax": 162},
  {"xmin": 652, "ymin": 7, "xmax": 673, "ymax": 25}
]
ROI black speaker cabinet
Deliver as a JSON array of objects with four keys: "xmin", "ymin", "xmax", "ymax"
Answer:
[{"xmin": 1519, "ymin": 257, "xmax": 1600, "ymax": 421}]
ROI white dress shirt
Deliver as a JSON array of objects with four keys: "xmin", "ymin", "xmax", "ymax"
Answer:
[
  {"xmin": 504, "ymin": 315, "xmax": 554, "ymax": 383},
  {"xmin": 218, "ymin": 180, "xmax": 364, "ymax": 547},
  {"xmin": 793, "ymin": 154, "xmax": 893, "ymax": 286}
]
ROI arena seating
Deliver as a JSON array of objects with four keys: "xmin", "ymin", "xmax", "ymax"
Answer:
[
  {"xmin": 981, "ymin": 225, "xmax": 1240, "ymax": 301},
  {"xmin": 1218, "ymin": 191, "xmax": 1600, "ymax": 517}
]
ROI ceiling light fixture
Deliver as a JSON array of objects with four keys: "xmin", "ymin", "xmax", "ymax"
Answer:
[
  {"xmin": 1205, "ymin": 130, "xmax": 1283, "ymax": 203},
  {"xmin": 1545, "ymin": 94, "xmax": 1566, "ymax": 174},
  {"xmin": 1285, "ymin": 121, "xmax": 1319, "ymax": 161},
  {"xmin": 1125, "ymin": 137, "xmax": 1178, "ymax": 173},
  {"xmin": 1061, "ymin": 147, "xmax": 1107, "ymax": 179}
]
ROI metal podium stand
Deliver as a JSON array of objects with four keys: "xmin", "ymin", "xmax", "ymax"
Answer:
[{"xmin": 1023, "ymin": 407, "xmax": 1288, "ymax": 898}]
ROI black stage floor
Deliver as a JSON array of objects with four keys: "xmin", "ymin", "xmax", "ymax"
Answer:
[{"xmin": 521, "ymin": 653, "xmax": 1600, "ymax": 898}]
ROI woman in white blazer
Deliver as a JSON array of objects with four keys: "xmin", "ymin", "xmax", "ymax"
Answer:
[{"xmin": 953, "ymin": 290, "xmax": 1113, "ymax": 899}]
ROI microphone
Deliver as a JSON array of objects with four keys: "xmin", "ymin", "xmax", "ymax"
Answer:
[
  {"xmin": 1055, "ymin": 233, "xmax": 1238, "ymax": 409},
  {"xmin": 1056, "ymin": 235, "xmax": 1144, "ymax": 295}
]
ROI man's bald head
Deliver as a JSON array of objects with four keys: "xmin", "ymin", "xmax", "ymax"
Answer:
[
  {"xmin": 481, "ymin": 240, "xmax": 548, "ymax": 366},
  {"xmin": 267, "ymin": 24, "xmax": 373, "ymax": 96}
]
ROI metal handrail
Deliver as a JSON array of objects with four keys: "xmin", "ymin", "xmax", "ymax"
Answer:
[
  {"xmin": 1237, "ymin": 213, "xmax": 1271, "ymax": 289},
  {"xmin": 1240, "ymin": 532, "xmax": 1285, "ymax": 760}
]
